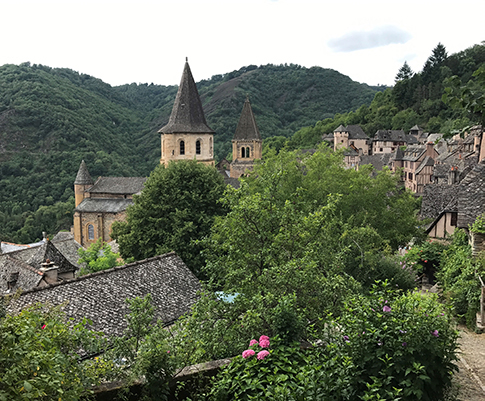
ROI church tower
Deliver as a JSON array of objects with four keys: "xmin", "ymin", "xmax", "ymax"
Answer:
[
  {"xmin": 230, "ymin": 97, "xmax": 262, "ymax": 178},
  {"xmin": 159, "ymin": 59, "xmax": 215, "ymax": 166}
]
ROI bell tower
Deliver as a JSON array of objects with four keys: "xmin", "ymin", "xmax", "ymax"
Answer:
[
  {"xmin": 230, "ymin": 97, "xmax": 262, "ymax": 178},
  {"xmin": 159, "ymin": 59, "xmax": 215, "ymax": 166}
]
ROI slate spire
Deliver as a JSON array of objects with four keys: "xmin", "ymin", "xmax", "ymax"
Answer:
[
  {"xmin": 159, "ymin": 59, "xmax": 214, "ymax": 134},
  {"xmin": 233, "ymin": 97, "xmax": 261, "ymax": 141},
  {"xmin": 74, "ymin": 160, "xmax": 93, "ymax": 185}
]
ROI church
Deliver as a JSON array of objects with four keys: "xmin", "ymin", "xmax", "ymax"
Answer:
[{"xmin": 73, "ymin": 60, "xmax": 262, "ymax": 247}]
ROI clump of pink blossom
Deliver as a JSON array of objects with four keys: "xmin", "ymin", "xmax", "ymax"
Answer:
[
  {"xmin": 259, "ymin": 335, "xmax": 270, "ymax": 348},
  {"xmin": 249, "ymin": 339, "xmax": 259, "ymax": 347},
  {"xmin": 257, "ymin": 350, "xmax": 270, "ymax": 360},
  {"xmin": 242, "ymin": 349, "xmax": 255, "ymax": 358},
  {"xmin": 431, "ymin": 330, "xmax": 439, "ymax": 338},
  {"xmin": 382, "ymin": 305, "xmax": 391, "ymax": 313}
]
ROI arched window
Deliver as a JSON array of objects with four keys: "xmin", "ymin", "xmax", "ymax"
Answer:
[
  {"xmin": 196, "ymin": 140, "xmax": 201, "ymax": 155},
  {"xmin": 246, "ymin": 147, "xmax": 250, "ymax": 158},
  {"xmin": 88, "ymin": 224, "xmax": 94, "ymax": 240},
  {"xmin": 241, "ymin": 147, "xmax": 246, "ymax": 158},
  {"xmin": 180, "ymin": 140, "xmax": 185, "ymax": 155}
]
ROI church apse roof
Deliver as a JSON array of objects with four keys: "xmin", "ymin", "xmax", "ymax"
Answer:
[
  {"xmin": 233, "ymin": 97, "xmax": 262, "ymax": 141},
  {"xmin": 87, "ymin": 177, "xmax": 146, "ymax": 195},
  {"xmin": 159, "ymin": 60, "xmax": 215, "ymax": 135}
]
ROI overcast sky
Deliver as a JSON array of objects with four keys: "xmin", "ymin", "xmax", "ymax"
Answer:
[{"xmin": 1, "ymin": 0, "xmax": 484, "ymax": 88}]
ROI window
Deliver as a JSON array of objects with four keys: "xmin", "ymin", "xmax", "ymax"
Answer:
[
  {"xmin": 88, "ymin": 224, "xmax": 94, "ymax": 240},
  {"xmin": 241, "ymin": 147, "xmax": 246, "ymax": 158},
  {"xmin": 451, "ymin": 212, "xmax": 457, "ymax": 226},
  {"xmin": 246, "ymin": 147, "xmax": 250, "ymax": 158},
  {"xmin": 196, "ymin": 140, "xmax": 201, "ymax": 155},
  {"xmin": 180, "ymin": 140, "xmax": 185, "ymax": 155},
  {"xmin": 408, "ymin": 172, "xmax": 413, "ymax": 180}
]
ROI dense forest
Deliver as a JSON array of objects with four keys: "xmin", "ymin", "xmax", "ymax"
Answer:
[
  {"xmin": 286, "ymin": 42, "xmax": 485, "ymax": 149},
  {"xmin": 0, "ymin": 41, "xmax": 484, "ymax": 243}
]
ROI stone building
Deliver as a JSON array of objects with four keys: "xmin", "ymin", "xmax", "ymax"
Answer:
[
  {"xmin": 333, "ymin": 125, "xmax": 370, "ymax": 155},
  {"xmin": 72, "ymin": 161, "xmax": 146, "ymax": 248},
  {"xmin": 72, "ymin": 60, "xmax": 217, "ymax": 248},
  {"xmin": 230, "ymin": 97, "xmax": 262, "ymax": 178},
  {"xmin": 1, "ymin": 235, "xmax": 81, "ymax": 293},
  {"xmin": 372, "ymin": 129, "xmax": 417, "ymax": 154},
  {"xmin": 159, "ymin": 59, "xmax": 215, "ymax": 167}
]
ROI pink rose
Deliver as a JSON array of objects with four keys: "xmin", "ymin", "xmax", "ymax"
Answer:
[
  {"xmin": 242, "ymin": 349, "xmax": 255, "ymax": 359},
  {"xmin": 257, "ymin": 350, "xmax": 270, "ymax": 360}
]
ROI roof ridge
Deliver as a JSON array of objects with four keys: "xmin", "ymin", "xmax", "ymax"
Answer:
[{"xmin": 13, "ymin": 252, "xmax": 178, "ymax": 296}]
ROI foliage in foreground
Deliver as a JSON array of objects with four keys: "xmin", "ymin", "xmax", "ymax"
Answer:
[
  {"xmin": 206, "ymin": 283, "xmax": 458, "ymax": 401},
  {"xmin": 0, "ymin": 304, "xmax": 104, "ymax": 401},
  {"xmin": 437, "ymin": 229, "xmax": 485, "ymax": 329}
]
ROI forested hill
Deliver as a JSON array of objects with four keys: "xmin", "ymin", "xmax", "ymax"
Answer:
[{"xmin": 0, "ymin": 62, "xmax": 381, "ymax": 243}]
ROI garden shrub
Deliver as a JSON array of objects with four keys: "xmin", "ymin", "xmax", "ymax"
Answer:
[
  {"xmin": 437, "ymin": 229, "xmax": 484, "ymax": 329},
  {"xmin": 207, "ymin": 282, "xmax": 458, "ymax": 401},
  {"xmin": 402, "ymin": 240, "xmax": 446, "ymax": 283},
  {"xmin": 337, "ymin": 281, "xmax": 459, "ymax": 401}
]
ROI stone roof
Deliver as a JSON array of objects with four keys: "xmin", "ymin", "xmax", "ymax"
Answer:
[
  {"xmin": 334, "ymin": 124, "xmax": 346, "ymax": 132},
  {"xmin": 0, "ymin": 256, "xmax": 43, "ymax": 293},
  {"xmin": 420, "ymin": 184, "xmax": 460, "ymax": 220},
  {"xmin": 393, "ymin": 147, "xmax": 404, "ymax": 161},
  {"xmin": 159, "ymin": 60, "xmax": 215, "ymax": 135},
  {"xmin": 74, "ymin": 160, "xmax": 94, "ymax": 186},
  {"xmin": 333, "ymin": 125, "xmax": 368, "ymax": 139},
  {"xmin": 0, "ymin": 240, "xmax": 81, "ymax": 293},
  {"xmin": 232, "ymin": 97, "xmax": 261, "ymax": 141},
  {"xmin": 7, "ymin": 253, "xmax": 201, "ymax": 337},
  {"xmin": 87, "ymin": 177, "xmax": 146, "ymax": 195},
  {"xmin": 75, "ymin": 198, "xmax": 134, "ymax": 214},
  {"xmin": 457, "ymin": 160, "xmax": 485, "ymax": 229},
  {"xmin": 359, "ymin": 153, "xmax": 393, "ymax": 172},
  {"xmin": 402, "ymin": 145, "xmax": 427, "ymax": 162},
  {"xmin": 374, "ymin": 129, "xmax": 407, "ymax": 142},
  {"xmin": 415, "ymin": 156, "xmax": 435, "ymax": 175}
]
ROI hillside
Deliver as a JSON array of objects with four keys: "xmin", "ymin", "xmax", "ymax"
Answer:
[{"xmin": 0, "ymin": 62, "xmax": 380, "ymax": 243}]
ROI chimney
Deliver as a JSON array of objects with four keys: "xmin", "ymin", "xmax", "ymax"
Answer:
[
  {"xmin": 426, "ymin": 141, "xmax": 434, "ymax": 157},
  {"xmin": 7, "ymin": 272, "xmax": 19, "ymax": 290},
  {"xmin": 40, "ymin": 259, "xmax": 58, "ymax": 283},
  {"xmin": 448, "ymin": 166, "xmax": 458, "ymax": 185}
]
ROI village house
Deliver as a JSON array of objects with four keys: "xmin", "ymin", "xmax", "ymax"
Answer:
[
  {"xmin": 420, "ymin": 125, "xmax": 485, "ymax": 239},
  {"xmin": 334, "ymin": 124, "xmax": 370, "ymax": 155},
  {"xmin": 0, "ymin": 233, "xmax": 82, "ymax": 293},
  {"xmin": 372, "ymin": 129, "xmax": 417, "ymax": 154},
  {"xmin": 392, "ymin": 142, "xmax": 439, "ymax": 194}
]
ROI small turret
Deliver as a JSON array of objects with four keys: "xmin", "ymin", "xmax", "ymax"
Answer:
[{"xmin": 74, "ymin": 160, "xmax": 93, "ymax": 207}]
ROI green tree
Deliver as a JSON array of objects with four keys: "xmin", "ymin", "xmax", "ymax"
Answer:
[
  {"xmin": 77, "ymin": 238, "xmax": 122, "ymax": 275},
  {"xmin": 0, "ymin": 304, "xmax": 104, "ymax": 401},
  {"xmin": 111, "ymin": 160, "xmax": 227, "ymax": 277},
  {"xmin": 395, "ymin": 61, "xmax": 414, "ymax": 82},
  {"xmin": 443, "ymin": 65, "xmax": 485, "ymax": 126}
]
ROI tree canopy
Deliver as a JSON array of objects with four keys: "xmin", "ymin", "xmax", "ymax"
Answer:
[{"xmin": 111, "ymin": 160, "xmax": 227, "ymax": 277}]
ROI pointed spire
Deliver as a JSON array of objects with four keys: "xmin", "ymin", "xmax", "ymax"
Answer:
[
  {"xmin": 233, "ymin": 97, "xmax": 261, "ymax": 141},
  {"xmin": 159, "ymin": 60, "xmax": 214, "ymax": 134},
  {"xmin": 74, "ymin": 160, "xmax": 93, "ymax": 185}
]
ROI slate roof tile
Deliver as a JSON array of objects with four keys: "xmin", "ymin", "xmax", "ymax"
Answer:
[
  {"xmin": 87, "ymin": 177, "xmax": 146, "ymax": 195},
  {"xmin": 6, "ymin": 253, "xmax": 201, "ymax": 337}
]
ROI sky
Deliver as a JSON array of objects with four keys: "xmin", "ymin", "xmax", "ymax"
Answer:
[{"xmin": 1, "ymin": 0, "xmax": 484, "ymax": 88}]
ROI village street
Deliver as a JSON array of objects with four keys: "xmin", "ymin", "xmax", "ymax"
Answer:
[{"xmin": 455, "ymin": 325, "xmax": 485, "ymax": 400}]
